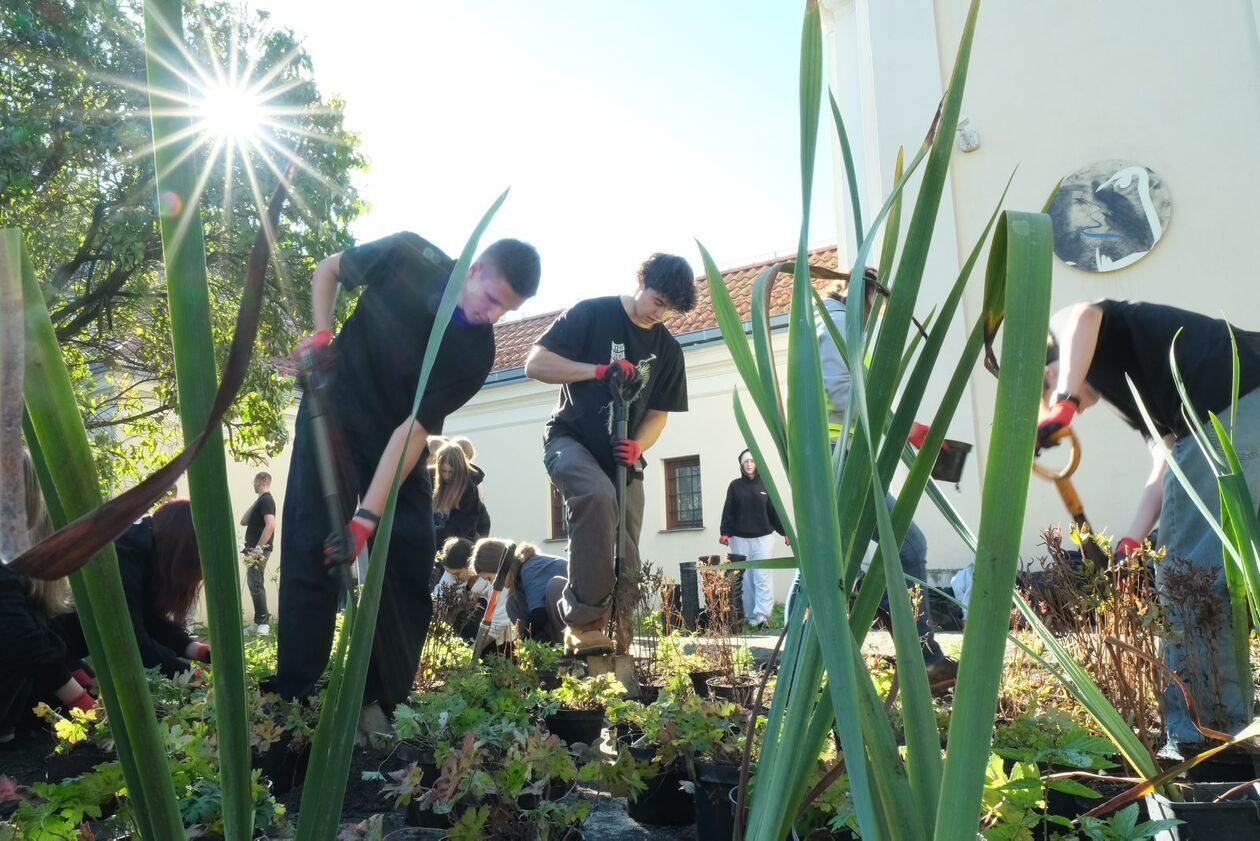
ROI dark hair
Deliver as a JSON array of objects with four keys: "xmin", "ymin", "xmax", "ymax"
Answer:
[
  {"xmin": 1046, "ymin": 331, "xmax": 1060, "ymax": 366},
  {"xmin": 439, "ymin": 536, "xmax": 474, "ymax": 572},
  {"xmin": 480, "ymin": 239, "xmax": 541, "ymax": 299},
  {"xmin": 149, "ymin": 500, "xmax": 204, "ymax": 621},
  {"xmin": 824, "ymin": 266, "xmax": 883, "ymax": 307},
  {"xmin": 638, "ymin": 253, "xmax": 697, "ymax": 313},
  {"xmin": 471, "ymin": 537, "xmax": 536, "ymax": 593}
]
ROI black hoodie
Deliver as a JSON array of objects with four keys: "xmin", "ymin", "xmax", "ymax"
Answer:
[{"xmin": 719, "ymin": 452, "xmax": 784, "ymax": 538}]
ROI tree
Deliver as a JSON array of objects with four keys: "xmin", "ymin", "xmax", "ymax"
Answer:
[{"xmin": 1, "ymin": 0, "xmax": 366, "ymax": 486}]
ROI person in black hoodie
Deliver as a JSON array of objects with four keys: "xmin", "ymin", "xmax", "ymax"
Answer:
[
  {"xmin": 55, "ymin": 500, "xmax": 212, "ymax": 678},
  {"xmin": 1, "ymin": 452, "xmax": 95, "ymax": 743},
  {"xmin": 432, "ymin": 443, "xmax": 481, "ymax": 543},
  {"xmin": 718, "ymin": 450, "xmax": 785, "ymax": 626}
]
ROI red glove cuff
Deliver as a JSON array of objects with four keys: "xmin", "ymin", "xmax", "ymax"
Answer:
[
  {"xmin": 68, "ymin": 690, "xmax": 96, "ymax": 714},
  {"xmin": 190, "ymin": 642, "xmax": 211, "ymax": 662},
  {"xmin": 348, "ymin": 518, "xmax": 375, "ymax": 557},
  {"xmin": 72, "ymin": 668, "xmax": 94, "ymax": 688},
  {"xmin": 1115, "ymin": 537, "xmax": 1141, "ymax": 559},
  {"xmin": 908, "ymin": 422, "xmax": 930, "ymax": 449}
]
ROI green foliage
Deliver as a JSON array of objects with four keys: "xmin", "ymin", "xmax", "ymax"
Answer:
[
  {"xmin": 979, "ymin": 755, "xmax": 1045, "ymax": 841},
  {"xmin": 542, "ymin": 673, "xmax": 625, "ymax": 712},
  {"xmin": 1, "ymin": 0, "xmax": 366, "ymax": 483},
  {"xmin": 5, "ymin": 762, "xmax": 127, "ymax": 840},
  {"xmin": 513, "ymin": 637, "xmax": 565, "ymax": 674},
  {"xmin": 1078, "ymin": 804, "xmax": 1181, "ymax": 841},
  {"xmin": 992, "ymin": 711, "xmax": 1118, "ymax": 771}
]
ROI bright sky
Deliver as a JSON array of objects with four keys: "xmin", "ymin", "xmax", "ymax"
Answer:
[{"xmin": 251, "ymin": 0, "xmax": 838, "ymax": 318}]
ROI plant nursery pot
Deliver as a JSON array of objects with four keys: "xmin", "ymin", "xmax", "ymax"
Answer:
[
  {"xmin": 536, "ymin": 669, "xmax": 562, "ymax": 691},
  {"xmin": 725, "ymin": 788, "xmax": 848, "ymax": 841},
  {"xmin": 545, "ymin": 708, "xmax": 606, "ymax": 747},
  {"xmin": 1183, "ymin": 747, "xmax": 1260, "ymax": 783},
  {"xmin": 930, "ymin": 439, "xmax": 972, "ymax": 484},
  {"xmin": 690, "ymin": 669, "xmax": 722, "ymax": 698},
  {"xmin": 708, "ymin": 675, "xmax": 758, "ymax": 708},
  {"xmin": 693, "ymin": 760, "xmax": 741, "ymax": 841},
  {"xmin": 1144, "ymin": 782, "xmax": 1260, "ymax": 839},
  {"xmin": 622, "ymin": 738, "xmax": 695, "ymax": 826},
  {"xmin": 638, "ymin": 679, "xmax": 667, "ymax": 705}
]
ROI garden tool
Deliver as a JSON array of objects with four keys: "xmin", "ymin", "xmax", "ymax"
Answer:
[
  {"xmin": 297, "ymin": 351, "xmax": 358, "ymax": 597},
  {"xmin": 1032, "ymin": 427, "xmax": 1108, "ymax": 566},
  {"xmin": 471, "ymin": 541, "xmax": 515, "ymax": 663},
  {"xmin": 607, "ymin": 363, "xmax": 633, "ymax": 653}
]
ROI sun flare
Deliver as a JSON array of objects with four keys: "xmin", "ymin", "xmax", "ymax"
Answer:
[{"xmin": 197, "ymin": 82, "xmax": 265, "ymax": 142}]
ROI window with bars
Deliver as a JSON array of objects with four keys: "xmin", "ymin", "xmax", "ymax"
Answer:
[
  {"xmin": 549, "ymin": 483, "xmax": 568, "ymax": 539},
  {"xmin": 664, "ymin": 456, "xmax": 703, "ymax": 530}
]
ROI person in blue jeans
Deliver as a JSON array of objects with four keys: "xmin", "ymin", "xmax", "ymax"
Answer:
[
  {"xmin": 787, "ymin": 267, "xmax": 954, "ymax": 684},
  {"xmin": 1040, "ymin": 300, "xmax": 1260, "ymax": 753}
]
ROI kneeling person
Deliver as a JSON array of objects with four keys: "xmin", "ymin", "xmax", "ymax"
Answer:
[{"xmin": 471, "ymin": 538, "xmax": 568, "ymax": 644}]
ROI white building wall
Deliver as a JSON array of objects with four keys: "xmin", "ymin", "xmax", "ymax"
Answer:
[{"xmin": 823, "ymin": 0, "xmax": 1260, "ymax": 566}]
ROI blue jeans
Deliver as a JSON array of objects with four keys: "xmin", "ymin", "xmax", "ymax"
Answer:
[
  {"xmin": 1157, "ymin": 386, "xmax": 1260, "ymax": 744},
  {"xmin": 787, "ymin": 492, "xmax": 941, "ymax": 663}
]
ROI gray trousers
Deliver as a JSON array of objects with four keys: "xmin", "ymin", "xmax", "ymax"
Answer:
[
  {"xmin": 544, "ymin": 436, "xmax": 644, "ymax": 627},
  {"xmin": 245, "ymin": 550, "xmax": 271, "ymax": 625}
]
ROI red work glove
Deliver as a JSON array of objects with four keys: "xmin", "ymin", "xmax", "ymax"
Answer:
[
  {"xmin": 293, "ymin": 329, "xmax": 333, "ymax": 370},
  {"xmin": 784, "ymin": 534, "xmax": 790, "ymax": 547},
  {"xmin": 1036, "ymin": 400, "xmax": 1077, "ymax": 453},
  {"xmin": 187, "ymin": 642, "xmax": 211, "ymax": 663},
  {"xmin": 908, "ymin": 422, "xmax": 930, "ymax": 449},
  {"xmin": 68, "ymin": 690, "xmax": 96, "ymax": 714},
  {"xmin": 595, "ymin": 359, "xmax": 637, "ymax": 383},
  {"xmin": 327, "ymin": 516, "xmax": 375, "ymax": 565},
  {"xmin": 613, "ymin": 438, "xmax": 642, "ymax": 466},
  {"xmin": 1115, "ymin": 537, "xmax": 1141, "ymax": 559},
  {"xmin": 719, "ymin": 535, "xmax": 730, "ymax": 546},
  {"xmin": 71, "ymin": 668, "xmax": 94, "ymax": 689}
]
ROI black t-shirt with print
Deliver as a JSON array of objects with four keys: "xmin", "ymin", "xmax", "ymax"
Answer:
[
  {"xmin": 330, "ymin": 232, "xmax": 496, "ymax": 447},
  {"xmin": 539, "ymin": 296, "xmax": 688, "ymax": 479},
  {"xmin": 1087, "ymin": 299, "xmax": 1260, "ymax": 439},
  {"xmin": 244, "ymin": 491, "xmax": 275, "ymax": 550}
]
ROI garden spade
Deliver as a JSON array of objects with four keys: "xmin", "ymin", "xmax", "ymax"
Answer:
[
  {"xmin": 297, "ymin": 350, "xmax": 358, "ymax": 597},
  {"xmin": 607, "ymin": 364, "xmax": 633, "ymax": 654},
  {"xmin": 1033, "ymin": 427, "xmax": 1108, "ymax": 566},
  {"xmin": 471, "ymin": 541, "xmax": 516, "ymax": 663}
]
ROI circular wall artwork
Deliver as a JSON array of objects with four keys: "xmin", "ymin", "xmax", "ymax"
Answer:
[{"xmin": 1048, "ymin": 160, "xmax": 1171, "ymax": 272}]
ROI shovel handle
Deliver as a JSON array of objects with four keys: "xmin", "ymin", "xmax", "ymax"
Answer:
[{"xmin": 1032, "ymin": 428, "xmax": 1081, "ymax": 481}]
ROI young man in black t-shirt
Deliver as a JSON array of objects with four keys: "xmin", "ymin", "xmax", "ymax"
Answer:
[
  {"xmin": 241, "ymin": 471, "xmax": 276, "ymax": 633},
  {"xmin": 277, "ymin": 232, "xmax": 540, "ymax": 710},
  {"xmin": 526, "ymin": 253, "xmax": 696, "ymax": 655},
  {"xmin": 1038, "ymin": 299, "xmax": 1260, "ymax": 750}
]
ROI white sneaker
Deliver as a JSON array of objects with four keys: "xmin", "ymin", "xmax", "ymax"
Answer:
[{"xmin": 257, "ymin": 623, "xmax": 270, "ymax": 636}]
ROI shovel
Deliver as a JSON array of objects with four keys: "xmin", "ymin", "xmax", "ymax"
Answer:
[{"xmin": 1032, "ymin": 427, "xmax": 1109, "ymax": 566}]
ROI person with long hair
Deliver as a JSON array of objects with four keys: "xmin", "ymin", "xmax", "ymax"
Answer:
[
  {"xmin": 432, "ymin": 444, "xmax": 480, "ymax": 544},
  {"xmin": 470, "ymin": 538, "xmax": 568, "ymax": 644},
  {"xmin": 719, "ymin": 449, "xmax": 785, "ymax": 627},
  {"xmin": 1, "ymin": 452, "xmax": 91, "ymax": 742},
  {"xmin": 55, "ymin": 500, "xmax": 212, "ymax": 678}
]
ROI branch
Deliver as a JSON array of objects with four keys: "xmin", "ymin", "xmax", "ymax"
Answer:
[
  {"xmin": 53, "ymin": 263, "xmax": 138, "ymax": 339},
  {"xmin": 49, "ymin": 202, "xmax": 111, "ymax": 291},
  {"xmin": 84, "ymin": 403, "xmax": 172, "ymax": 430}
]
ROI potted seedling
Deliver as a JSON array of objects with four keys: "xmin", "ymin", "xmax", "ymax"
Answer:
[{"xmin": 540, "ymin": 673, "xmax": 624, "ymax": 748}]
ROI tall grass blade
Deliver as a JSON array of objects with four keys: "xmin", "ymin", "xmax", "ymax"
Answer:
[
  {"xmin": 828, "ymin": 89, "xmax": 864, "ymax": 247},
  {"xmin": 935, "ymin": 211, "xmax": 1052, "ymax": 840},
  {"xmin": 141, "ymin": 2, "xmax": 253, "ymax": 833},
  {"xmin": 17, "ymin": 231, "xmax": 185, "ymax": 838}
]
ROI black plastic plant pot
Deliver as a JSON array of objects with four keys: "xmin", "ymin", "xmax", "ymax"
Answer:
[
  {"xmin": 680, "ymin": 560, "xmax": 701, "ymax": 630},
  {"xmin": 623, "ymin": 740, "xmax": 695, "ymax": 826},
  {"xmin": 693, "ymin": 761, "xmax": 740, "ymax": 841},
  {"xmin": 708, "ymin": 676, "xmax": 757, "ymax": 708},
  {"xmin": 545, "ymin": 708, "xmax": 606, "ymax": 747},
  {"xmin": 1144, "ymin": 782, "xmax": 1260, "ymax": 838},
  {"xmin": 690, "ymin": 669, "xmax": 722, "ymax": 698},
  {"xmin": 1183, "ymin": 747, "xmax": 1260, "ymax": 783},
  {"xmin": 930, "ymin": 439, "xmax": 972, "ymax": 484}
]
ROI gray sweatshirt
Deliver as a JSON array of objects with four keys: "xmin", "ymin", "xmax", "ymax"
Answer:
[{"xmin": 817, "ymin": 297, "xmax": 854, "ymax": 428}]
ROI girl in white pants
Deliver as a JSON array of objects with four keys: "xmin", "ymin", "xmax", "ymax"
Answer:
[{"xmin": 719, "ymin": 450, "xmax": 785, "ymax": 626}]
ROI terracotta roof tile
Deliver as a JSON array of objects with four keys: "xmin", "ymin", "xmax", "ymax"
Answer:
[{"xmin": 492, "ymin": 244, "xmax": 839, "ymax": 372}]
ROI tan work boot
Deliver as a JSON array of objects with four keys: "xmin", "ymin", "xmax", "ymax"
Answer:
[{"xmin": 564, "ymin": 622, "xmax": 614, "ymax": 657}]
